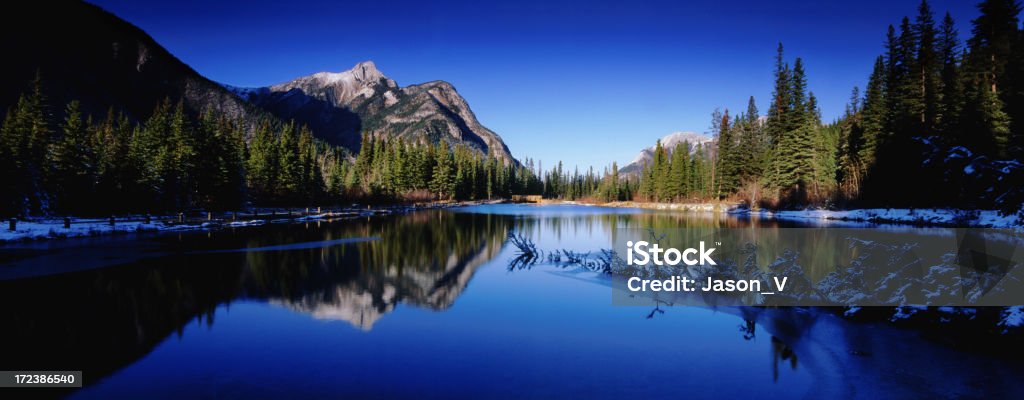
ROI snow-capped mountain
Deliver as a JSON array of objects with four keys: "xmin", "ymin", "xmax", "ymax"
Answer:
[
  {"xmin": 618, "ymin": 131, "xmax": 715, "ymax": 176},
  {"xmin": 227, "ymin": 61, "xmax": 515, "ymax": 163}
]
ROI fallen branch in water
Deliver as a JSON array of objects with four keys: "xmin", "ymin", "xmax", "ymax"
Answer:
[{"xmin": 506, "ymin": 232, "xmax": 615, "ymax": 273}]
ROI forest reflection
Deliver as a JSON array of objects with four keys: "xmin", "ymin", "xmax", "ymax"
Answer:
[
  {"xmin": 0, "ymin": 209, "xmax": 517, "ymax": 387},
  {"xmin": 2, "ymin": 205, "xmax": 986, "ymax": 393}
]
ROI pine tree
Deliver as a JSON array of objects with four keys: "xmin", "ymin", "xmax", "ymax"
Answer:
[
  {"xmin": 915, "ymin": 0, "xmax": 941, "ymax": 133},
  {"xmin": 275, "ymin": 123, "xmax": 301, "ymax": 200},
  {"xmin": 651, "ymin": 139, "xmax": 669, "ymax": 201},
  {"xmin": 773, "ymin": 57, "xmax": 813, "ymax": 199},
  {"xmin": 0, "ymin": 101, "xmax": 27, "ymax": 216},
  {"xmin": 47, "ymin": 101, "xmax": 96, "ymax": 214},
  {"xmin": 668, "ymin": 142, "xmax": 690, "ymax": 200},
  {"xmin": 967, "ymin": 0, "xmax": 1022, "ymax": 96},
  {"xmin": 430, "ymin": 143, "xmax": 455, "ymax": 200},
  {"xmin": 246, "ymin": 120, "xmax": 278, "ymax": 201},
  {"xmin": 860, "ymin": 56, "xmax": 888, "ymax": 170},
  {"xmin": 149, "ymin": 100, "xmax": 199, "ymax": 210},
  {"xmin": 965, "ymin": 0, "xmax": 1021, "ymax": 157},
  {"xmin": 767, "ymin": 43, "xmax": 790, "ymax": 147},
  {"xmin": 938, "ymin": 12, "xmax": 965, "ymax": 140},
  {"xmin": 715, "ymin": 109, "xmax": 737, "ymax": 196}
]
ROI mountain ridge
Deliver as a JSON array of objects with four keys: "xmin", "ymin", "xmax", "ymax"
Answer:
[
  {"xmin": 227, "ymin": 61, "xmax": 516, "ymax": 163},
  {"xmin": 1, "ymin": 2, "xmax": 516, "ymax": 164},
  {"xmin": 0, "ymin": 1, "xmax": 268, "ymax": 130}
]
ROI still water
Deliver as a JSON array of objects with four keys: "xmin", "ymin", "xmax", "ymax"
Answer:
[{"xmin": 0, "ymin": 204, "xmax": 1021, "ymax": 399}]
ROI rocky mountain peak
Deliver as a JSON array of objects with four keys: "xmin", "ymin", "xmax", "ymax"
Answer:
[
  {"xmin": 351, "ymin": 60, "xmax": 382, "ymax": 80},
  {"xmin": 234, "ymin": 62, "xmax": 515, "ymax": 163}
]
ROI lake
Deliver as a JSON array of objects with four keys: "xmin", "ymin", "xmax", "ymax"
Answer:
[{"xmin": 1, "ymin": 204, "xmax": 1021, "ymax": 399}]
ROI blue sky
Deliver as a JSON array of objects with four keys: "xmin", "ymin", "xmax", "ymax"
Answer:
[{"xmin": 91, "ymin": 0, "xmax": 980, "ymax": 171}]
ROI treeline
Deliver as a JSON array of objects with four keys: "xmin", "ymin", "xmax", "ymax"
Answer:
[
  {"xmin": 538, "ymin": 161, "xmax": 634, "ymax": 202},
  {"xmin": 0, "ymin": 76, "xmax": 540, "ymax": 218},
  {"xmin": 333, "ymin": 133, "xmax": 543, "ymax": 201},
  {"xmin": 618, "ymin": 0, "xmax": 1023, "ymax": 212}
]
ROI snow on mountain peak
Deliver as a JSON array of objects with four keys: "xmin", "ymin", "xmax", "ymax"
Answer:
[
  {"xmin": 618, "ymin": 131, "xmax": 714, "ymax": 176},
  {"xmin": 628, "ymin": 131, "xmax": 712, "ymax": 165},
  {"xmin": 292, "ymin": 61, "xmax": 390, "ymax": 88}
]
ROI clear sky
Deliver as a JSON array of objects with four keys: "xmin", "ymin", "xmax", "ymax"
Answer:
[{"xmin": 90, "ymin": 0, "xmax": 980, "ymax": 171}]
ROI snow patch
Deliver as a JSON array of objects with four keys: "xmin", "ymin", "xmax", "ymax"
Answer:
[
  {"xmin": 0, "ymin": 219, "xmax": 161, "ymax": 242},
  {"xmin": 753, "ymin": 208, "xmax": 1022, "ymax": 228},
  {"xmin": 999, "ymin": 306, "xmax": 1024, "ymax": 332}
]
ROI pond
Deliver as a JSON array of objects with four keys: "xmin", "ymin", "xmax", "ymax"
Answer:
[{"xmin": 0, "ymin": 204, "xmax": 1021, "ymax": 399}]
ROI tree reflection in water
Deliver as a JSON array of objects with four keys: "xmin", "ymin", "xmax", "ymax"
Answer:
[
  {"xmin": 0, "ymin": 209, "xmax": 515, "ymax": 388},
  {"xmin": 772, "ymin": 336, "xmax": 799, "ymax": 382}
]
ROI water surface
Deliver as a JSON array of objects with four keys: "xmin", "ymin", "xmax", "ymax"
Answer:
[{"xmin": 0, "ymin": 204, "xmax": 1020, "ymax": 399}]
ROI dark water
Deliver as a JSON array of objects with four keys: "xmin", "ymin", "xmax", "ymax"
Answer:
[{"xmin": 0, "ymin": 204, "xmax": 1021, "ymax": 399}]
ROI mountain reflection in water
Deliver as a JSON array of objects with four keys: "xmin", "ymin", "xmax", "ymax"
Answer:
[{"xmin": 0, "ymin": 204, "xmax": 1020, "ymax": 399}]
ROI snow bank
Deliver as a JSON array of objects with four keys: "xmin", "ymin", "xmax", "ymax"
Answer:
[
  {"xmin": 1000, "ymin": 306, "xmax": 1024, "ymax": 333},
  {"xmin": 0, "ymin": 219, "xmax": 163, "ymax": 242},
  {"xmin": 1, "ymin": 217, "xmax": 275, "ymax": 242},
  {"xmin": 751, "ymin": 208, "xmax": 1022, "ymax": 228}
]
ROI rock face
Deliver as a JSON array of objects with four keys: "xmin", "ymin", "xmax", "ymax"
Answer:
[
  {"xmin": 618, "ymin": 131, "xmax": 715, "ymax": 177},
  {"xmin": 228, "ymin": 61, "xmax": 516, "ymax": 163},
  {"xmin": 0, "ymin": 1, "xmax": 263, "ymax": 128}
]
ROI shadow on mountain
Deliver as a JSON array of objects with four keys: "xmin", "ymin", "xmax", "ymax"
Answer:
[
  {"xmin": 247, "ymin": 87, "xmax": 365, "ymax": 151},
  {"xmin": 0, "ymin": 2, "xmax": 261, "ymax": 125}
]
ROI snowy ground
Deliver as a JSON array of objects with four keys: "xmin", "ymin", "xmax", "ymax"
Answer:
[
  {"xmin": 743, "ymin": 208, "xmax": 1023, "ymax": 228},
  {"xmin": 0, "ymin": 218, "xmax": 164, "ymax": 242},
  {"xmin": 0, "ymin": 215, "xmax": 328, "ymax": 243}
]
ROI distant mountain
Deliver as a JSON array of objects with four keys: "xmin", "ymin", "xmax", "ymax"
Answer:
[
  {"xmin": 226, "ymin": 61, "xmax": 516, "ymax": 163},
  {"xmin": 0, "ymin": 1, "xmax": 264, "ymax": 128},
  {"xmin": 618, "ymin": 131, "xmax": 715, "ymax": 176}
]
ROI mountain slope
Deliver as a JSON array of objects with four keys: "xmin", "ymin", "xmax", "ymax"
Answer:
[
  {"xmin": 0, "ymin": 1, "xmax": 264, "ymax": 127},
  {"xmin": 619, "ymin": 131, "xmax": 715, "ymax": 176},
  {"xmin": 228, "ymin": 62, "xmax": 515, "ymax": 163}
]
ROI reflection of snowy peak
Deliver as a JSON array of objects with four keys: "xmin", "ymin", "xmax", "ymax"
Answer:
[
  {"xmin": 275, "ymin": 238, "xmax": 504, "ymax": 331},
  {"xmin": 620, "ymin": 131, "xmax": 715, "ymax": 176},
  {"xmin": 225, "ymin": 61, "xmax": 515, "ymax": 163}
]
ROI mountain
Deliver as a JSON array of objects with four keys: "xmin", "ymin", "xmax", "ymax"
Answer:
[
  {"xmin": 0, "ymin": 1, "xmax": 264, "ymax": 128},
  {"xmin": 618, "ymin": 131, "xmax": 715, "ymax": 176},
  {"xmin": 1, "ymin": 2, "xmax": 515, "ymax": 163},
  {"xmin": 227, "ymin": 61, "xmax": 516, "ymax": 163}
]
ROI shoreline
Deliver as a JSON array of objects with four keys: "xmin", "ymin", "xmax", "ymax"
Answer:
[
  {"xmin": 0, "ymin": 200, "xmax": 503, "ymax": 244},
  {"xmin": 583, "ymin": 200, "xmax": 1023, "ymax": 228},
  {"xmin": 3, "ymin": 199, "xmax": 1021, "ymax": 244}
]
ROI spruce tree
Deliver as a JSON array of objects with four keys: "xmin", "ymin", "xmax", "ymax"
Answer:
[
  {"xmin": 245, "ymin": 120, "xmax": 278, "ymax": 201},
  {"xmin": 938, "ymin": 12, "xmax": 964, "ymax": 141},
  {"xmin": 47, "ymin": 101, "xmax": 96, "ymax": 214},
  {"xmin": 715, "ymin": 109, "xmax": 737, "ymax": 196},
  {"xmin": 915, "ymin": 0, "xmax": 941, "ymax": 133}
]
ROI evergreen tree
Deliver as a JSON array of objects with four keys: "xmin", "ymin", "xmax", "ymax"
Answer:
[
  {"xmin": 965, "ymin": 0, "xmax": 1021, "ymax": 157},
  {"xmin": 246, "ymin": 120, "xmax": 278, "ymax": 201},
  {"xmin": 47, "ymin": 101, "xmax": 96, "ymax": 214},
  {"xmin": 938, "ymin": 12, "xmax": 965, "ymax": 140},
  {"xmin": 915, "ymin": 0, "xmax": 942, "ymax": 133},
  {"xmin": 651, "ymin": 139, "xmax": 669, "ymax": 201},
  {"xmin": 668, "ymin": 142, "xmax": 691, "ymax": 200},
  {"xmin": 715, "ymin": 109, "xmax": 737, "ymax": 196},
  {"xmin": 430, "ymin": 143, "xmax": 455, "ymax": 199}
]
